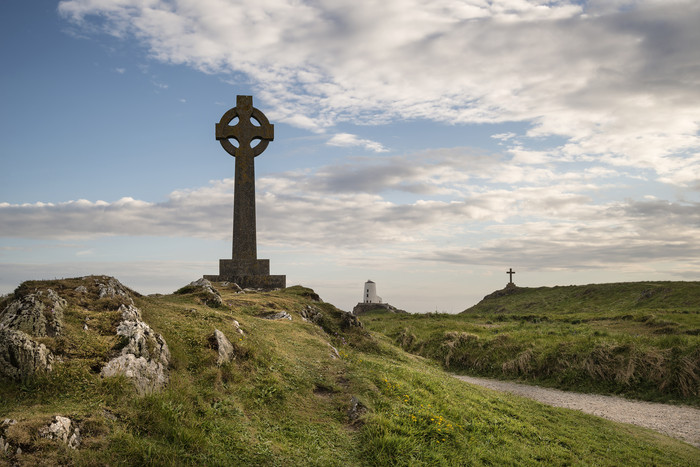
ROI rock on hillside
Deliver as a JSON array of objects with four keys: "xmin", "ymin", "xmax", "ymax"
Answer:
[{"xmin": 0, "ymin": 276, "xmax": 169, "ymax": 392}]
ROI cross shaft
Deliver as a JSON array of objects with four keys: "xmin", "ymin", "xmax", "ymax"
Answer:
[{"xmin": 215, "ymin": 95, "xmax": 274, "ymax": 261}]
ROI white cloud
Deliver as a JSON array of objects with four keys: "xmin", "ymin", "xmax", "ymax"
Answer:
[
  {"xmin": 327, "ymin": 133, "xmax": 388, "ymax": 152},
  {"xmin": 57, "ymin": 0, "xmax": 700, "ymax": 187},
  {"xmin": 2, "ymin": 150, "xmax": 698, "ymax": 276}
]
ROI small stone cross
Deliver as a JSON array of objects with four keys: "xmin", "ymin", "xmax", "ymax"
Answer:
[{"xmin": 507, "ymin": 268, "xmax": 515, "ymax": 284}]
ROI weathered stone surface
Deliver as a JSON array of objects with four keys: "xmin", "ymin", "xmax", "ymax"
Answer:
[
  {"xmin": 187, "ymin": 278, "xmax": 223, "ymax": 307},
  {"xmin": 207, "ymin": 95, "xmax": 285, "ymax": 289},
  {"xmin": 0, "ymin": 419, "xmax": 17, "ymax": 455},
  {"xmin": 300, "ymin": 305, "xmax": 323, "ymax": 323},
  {"xmin": 39, "ymin": 416, "xmax": 81, "ymax": 449},
  {"xmin": 232, "ymin": 319, "xmax": 245, "ymax": 335},
  {"xmin": 210, "ymin": 329, "xmax": 234, "ymax": 365},
  {"xmin": 341, "ymin": 311, "xmax": 363, "ymax": 329},
  {"xmin": 101, "ymin": 304, "xmax": 170, "ymax": 394},
  {"xmin": 347, "ymin": 396, "xmax": 368, "ymax": 423},
  {"xmin": 0, "ymin": 328, "xmax": 53, "ymax": 381},
  {"xmin": 260, "ymin": 311, "xmax": 292, "ymax": 321},
  {"xmin": 328, "ymin": 344, "xmax": 341, "ymax": 359},
  {"xmin": 0, "ymin": 288, "xmax": 66, "ymax": 337},
  {"xmin": 228, "ymin": 283, "xmax": 244, "ymax": 293},
  {"xmin": 95, "ymin": 276, "xmax": 134, "ymax": 304}
]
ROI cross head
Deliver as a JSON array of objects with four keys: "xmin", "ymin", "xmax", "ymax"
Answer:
[
  {"xmin": 216, "ymin": 95, "xmax": 274, "ymax": 158},
  {"xmin": 507, "ymin": 268, "xmax": 515, "ymax": 283}
]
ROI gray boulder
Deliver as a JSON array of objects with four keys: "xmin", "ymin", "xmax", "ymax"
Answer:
[
  {"xmin": 95, "ymin": 276, "xmax": 134, "ymax": 305},
  {"xmin": 101, "ymin": 304, "xmax": 170, "ymax": 394},
  {"xmin": 261, "ymin": 311, "xmax": 292, "ymax": 321},
  {"xmin": 210, "ymin": 329, "xmax": 234, "ymax": 365},
  {"xmin": 39, "ymin": 416, "xmax": 81, "ymax": 449},
  {"xmin": 0, "ymin": 328, "xmax": 53, "ymax": 381},
  {"xmin": 188, "ymin": 278, "xmax": 223, "ymax": 307},
  {"xmin": 300, "ymin": 305, "xmax": 323, "ymax": 323},
  {"xmin": 348, "ymin": 396, "xmax": 368, "ymax": 423},
  {"xmin": 0, "ymin": 288, "xmax": 66, "ymax": 337}
]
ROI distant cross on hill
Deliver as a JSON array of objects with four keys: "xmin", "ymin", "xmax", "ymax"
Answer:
[{"xmin": 507, "ymin": 268, "xmax": 515, "ymax": 284}]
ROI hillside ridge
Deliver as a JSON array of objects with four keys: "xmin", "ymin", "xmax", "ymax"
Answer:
[{"xmin": 1, "ymin": 276, "xmax": 698, "ymax": 465}]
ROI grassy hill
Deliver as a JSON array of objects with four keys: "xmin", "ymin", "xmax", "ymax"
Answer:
[
  {"xmin": 1, "ymin": 277, "xmax": 698, "ymax": 465},
  {"xmin": 361, "ymin": 281, "xmax": 700, "ymax": 406}
]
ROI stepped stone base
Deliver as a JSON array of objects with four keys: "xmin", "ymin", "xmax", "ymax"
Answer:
[{"xmin": 204, "ymin": 258, "xmax": 286, "ymax": 289}]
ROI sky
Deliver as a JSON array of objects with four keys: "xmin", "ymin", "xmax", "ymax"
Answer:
[{"xmin": 1, "ymin": 0, "xmax": 699, "ymax": 313}]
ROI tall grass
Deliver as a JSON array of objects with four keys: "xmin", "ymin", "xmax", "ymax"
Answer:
[{"xmin": 362, "ymin": 282, "xmax": 700, "ymax": 404}]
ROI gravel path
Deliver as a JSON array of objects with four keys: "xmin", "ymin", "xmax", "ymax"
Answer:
[{"xmin": 453, "ymin": 375, "xmax": 700, "ymax": 448}]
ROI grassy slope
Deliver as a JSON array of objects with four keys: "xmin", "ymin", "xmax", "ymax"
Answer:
[
  {"xmin": 0, "ymin": 278, "xmax": 698, "ymax": 466},
  {"xmin": 361, "ymin": 281, "xmax": 700, "ymax": 406}
]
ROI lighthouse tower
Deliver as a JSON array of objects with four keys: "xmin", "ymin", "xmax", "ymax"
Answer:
[{"xmin": 363, "ymin": 280, "xmax": 382, "ymax": 304}]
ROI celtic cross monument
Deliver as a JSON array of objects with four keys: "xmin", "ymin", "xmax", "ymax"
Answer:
[{"xmin": 204, "ymin": 95, "xmax": 286, "ymax": 289}]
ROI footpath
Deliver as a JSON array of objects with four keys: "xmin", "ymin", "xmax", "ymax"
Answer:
[{"xmin": 454, "ymin": 374, "xmax": 700, "ymax": 448}]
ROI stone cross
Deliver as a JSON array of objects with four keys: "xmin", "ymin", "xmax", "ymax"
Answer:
[
  {"xmin": 215, "ymin": 95, "xmax": 274, "ymax": 261},
  {"xmin": 204, "ymin": 95, "xmax": 285, "ymax": 289},
  {"xmin": 507, "ymin": 268, "xmax": 515, "ymax": 284}
]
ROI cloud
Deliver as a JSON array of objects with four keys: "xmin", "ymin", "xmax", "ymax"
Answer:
[
  {"xmin": 327, "ymin": 133, "xmax": 388, "ymax": 152},
  {"xmin": 58, "ymin": 0, "xmax": 700, "ymax": 186},
  {"xmin": 2, "ymin": 150, "xmax": 698, "ymax": 276}
]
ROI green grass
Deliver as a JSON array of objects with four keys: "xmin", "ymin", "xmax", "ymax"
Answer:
[
  {"xmin": 361, "ymin": 281, "xmax": 700, "ymax": 406},
  {"xmin": 1, "ymin": 277, "xmax": 698, "ymax": 465}
]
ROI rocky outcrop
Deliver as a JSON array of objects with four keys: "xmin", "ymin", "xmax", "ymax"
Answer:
[
  {"xmin": 341, "ymin": 311, "xmax": 363, "ymax": 329},
  {"xmin": 178, "ymin": 278, "xmax": 223, "ymax": 307},
  {"xmin": 0, "ymin": 419, "xmax": 18, "ymax": 456},
  {"xmin": 0, "ymin": 287, "xmax": 66, "ymax": 381},
  {"xmin": 260, "ymin": 311, "xmax": 292, "ymax": 321},
  {"xmin": 39, "ymin": 416, "xmax": 81, "ymax": 449},
  {"xmin": 96, "ymin": 276, "xmax": 134, "ymax": 304},
  {"xmin": 0, "ymin": 288, "xmax": 67, "ymax": 337},
  {"xmin": 0, "ymin": 328, "xmax": 54, "ymax": 381},
  {"xmin": 210, "ymin": 329, "xmax": 234, "ymax": 366},
  {"xmin": 352, "ymin": 302, "xmax": 407, "ymax": 316},
  {"xmin": 300, "ymin": 305, "xmax": 323, "ymax": 323},
  {"xmin": 101, "ymin": 304, "xmax": 170, "ymax": 395}
]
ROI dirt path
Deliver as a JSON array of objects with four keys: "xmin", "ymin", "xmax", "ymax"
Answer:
[{"xmin": 453, "ymin": 375, "xmax": 700, "ymax": 448}]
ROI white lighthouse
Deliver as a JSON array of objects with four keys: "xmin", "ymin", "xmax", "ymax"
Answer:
[{"xmin": 363, "ymin": 280, "xmax": 382, "ymax": 304}]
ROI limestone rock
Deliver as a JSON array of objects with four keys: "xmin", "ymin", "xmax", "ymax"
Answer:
[
  {"xmin": 210, "ymin": 329, "xmax": 234, "ymax": 365},
  {"xmin": 232, "ymin": 319, "xmax": 245, "ymax": 335},
  {"xmin": 300, "ymin": 305, "xmax": 323, "ymax": 323},
  {"xmin": 188, "ymin": 278, "xmax": 223, "ymax": 307},
  {"xmin": 0, "ymin": 328, "xmax": 53, "ymax": 381},
  {"xmin": 0, "ymin": 288, "xmax": 66, "ymax": 337},
  {"xmin": 101, "ymin": 304, "xmax": 170, "ymax": 394},
  {"xmin": 224, "ymin": 282, "xmax": 244, "ymax": 293},
  {"xmin": 74, "ymin": 285, "xmax": 88, "ymax": 294},
  {"xmin": 348, "ymin": 396, "xmax": 368, "ymax": 423},
  {"xmin": 261, "ymin": 311, "xmax": 292, "ymax": 321},
  {"xmin": 0, "ymin": 419, "xmax": 17, "ymax": 455},
  {"xmin": 329, "ymin": 344, "xmax": 341, "ymax": 359},
  {"xmin": 341, "ymin": 311, "xmax": 363, "ymax": 329},
  {"xmin": 39, "ymin": 416, "xmax": 81, "ymax": 449},
  {"xmin": 101, "ymin": 354, "xmax": 169, "ymax": 395},
  {"xmin": 94, "ymin": 276, "xmax": 134, "ymax": 306}
]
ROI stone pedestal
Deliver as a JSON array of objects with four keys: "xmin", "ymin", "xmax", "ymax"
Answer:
[{"xmin": 204, "ymin": 259, "xmax": 286, "ymax": 289}]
